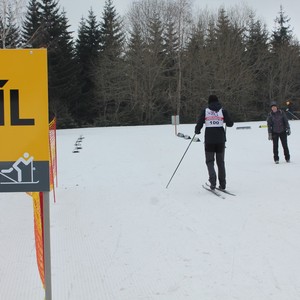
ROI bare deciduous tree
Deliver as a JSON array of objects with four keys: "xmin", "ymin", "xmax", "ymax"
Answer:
[{"xmin": 0, "ymin": 0, "xmax": 25, "ymax": 48}]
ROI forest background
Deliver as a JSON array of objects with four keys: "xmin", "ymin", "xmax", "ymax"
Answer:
[{"xmin": 1, "ymin": 0, "xmax": 300, "ymax": 128}]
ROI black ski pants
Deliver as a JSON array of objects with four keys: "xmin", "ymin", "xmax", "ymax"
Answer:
[
  {"xmin": 272, "ymin": 132, "xmax": 290, "ymax": 162},
  {"xmin": 205, "ymin": 143, "xmax": 226, "ymax": 188}
]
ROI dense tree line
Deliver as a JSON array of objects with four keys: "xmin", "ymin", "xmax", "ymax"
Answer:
[{"xmin": 1, "ymin": 0, "xmax": 300, "ymax": 128}]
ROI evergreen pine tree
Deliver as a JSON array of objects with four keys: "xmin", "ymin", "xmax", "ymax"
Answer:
[
  {"xmin": 22, "ymin": 0, "xmax": 42, "ymax": 47},
  {"xmin": 75, "ymin": 9, "xmax": 101, "ymax": 125},
  {"xmin": 272, "ymin": 5, "xmax": 293, "ymax": 48},
  {"xmin": 269, "ymin": 6, "xmax": 299, "ymax": 105},
  {"xmin": 95, "ymin": 0, "xmax": 127, "ymax": 125},
  {"xmin": 99, "ymin": 0, "xmax": 124, "ymax": 57},
  {"xmin": 208, "ymin": 8, "xmax": 250, "ymax": 119},
  {"xmin": 245, "ymin": 14, "xmax": 270, "ymax": 115},
  {"xmin": 142, "ymin": 13, "xmax": 166, "ymax": 123},
  {"xmin": 162, "ymin": 18, "xmax": 179, "ymax": 119},
  {"xmin": 126, "ymin": 22, "xmax": 147, "ymax": 124},
  {"xmin": 183, "ymin": 21, "xmax": 208, "ymax": 118},
  {"xmin": 38, "ymin": 0, "xmax": 78, "ymax": 127},
  {"xmin": 54, "ymin": 11, "xmax": 80, "ymax": 127}
]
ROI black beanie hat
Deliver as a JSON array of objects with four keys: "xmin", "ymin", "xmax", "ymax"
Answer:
[
  {"xmin": 270, "ymin": 101, "xmax": 277, "ymax": 107},
  {"xmin": 208, "ymin": 95, "xmax": 218, "ymax": 104}
]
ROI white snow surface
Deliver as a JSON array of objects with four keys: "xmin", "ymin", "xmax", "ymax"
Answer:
[{"xmin": 1, "ymin": 120, "xmax": 300, "ymax": 300}]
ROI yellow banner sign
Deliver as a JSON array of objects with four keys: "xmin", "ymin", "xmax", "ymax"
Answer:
[{"xmin": 0, "ymin": 49, "xmax": 49, "ymax": 192}]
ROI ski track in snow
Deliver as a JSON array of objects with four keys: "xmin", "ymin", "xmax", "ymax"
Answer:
[{"xmin": 1, "ymin": 120, "xmax": 300, "ymax": 299}]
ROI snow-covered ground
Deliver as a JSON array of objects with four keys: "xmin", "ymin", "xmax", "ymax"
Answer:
[{"xmin": 1, "ymin": 120, "xmax": 300, "ymax": 300}]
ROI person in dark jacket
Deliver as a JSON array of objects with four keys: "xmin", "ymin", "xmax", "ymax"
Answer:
[
  {"xmin": 195, "ymin": 95, "xmax": 234, "ymax": 190},
  {"xmin": 267, "ymin": 101, "xmax": 291, "ymax": 164}
]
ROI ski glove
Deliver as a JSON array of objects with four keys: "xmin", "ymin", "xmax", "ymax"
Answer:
[
  {"xmin": 268, "ymin": 133, "xmax": 272, "ymax": 140},
  {"xmin": 195, "ymin": 129, "xmax": 201, "ymax": 135},
  {"xmin": 286, "ymin": 128, "xmax": 291, "ymax": 136}
]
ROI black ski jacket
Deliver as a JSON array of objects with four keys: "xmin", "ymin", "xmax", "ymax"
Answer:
[
  {"xmin": 267, "ymin": 109, "xmax": 290, "ymax": 134},
  {"xmin": 195, "ymin": 101, "xmax": 234, "ymax": 144}
]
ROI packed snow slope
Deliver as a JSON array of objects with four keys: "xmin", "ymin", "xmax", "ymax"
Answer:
[{"xmin": 1, "ymin": 120, "xmax": 300, "ymax": 300}]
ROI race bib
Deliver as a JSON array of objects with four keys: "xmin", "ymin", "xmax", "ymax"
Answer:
[{"xmin": 205, "ymin": 108, "xmax": 224, "ymax": 127}]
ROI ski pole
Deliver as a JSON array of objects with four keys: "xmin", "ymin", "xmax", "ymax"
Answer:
[
  {"xmin": 286, "ymin": 109, "xmax": 299, "ymax": 120},
  {"xmin": 166, "ymin": 133, "xmax": 196, "ymax": 189}
]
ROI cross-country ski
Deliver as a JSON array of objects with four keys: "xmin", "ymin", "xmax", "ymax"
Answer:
[
  {"xmin": 216, "ymin": 186, "xmax": 236, "ymax": 196},
  {"xmin": 202, "ymin": 184, "xmax": 225, "ymax": 199},
  {"xmin": 205, "ymin": 182, "xmax": 236, "ymax": 196}
]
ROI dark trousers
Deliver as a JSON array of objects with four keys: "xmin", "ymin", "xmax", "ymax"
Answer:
[
  {"xmin": 272, "ymin": 132, "xmax": 290, "ymax": 161},
  {"xmin": 205, "ymin": 143, "xmax": 226, "ymax": 188}
]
